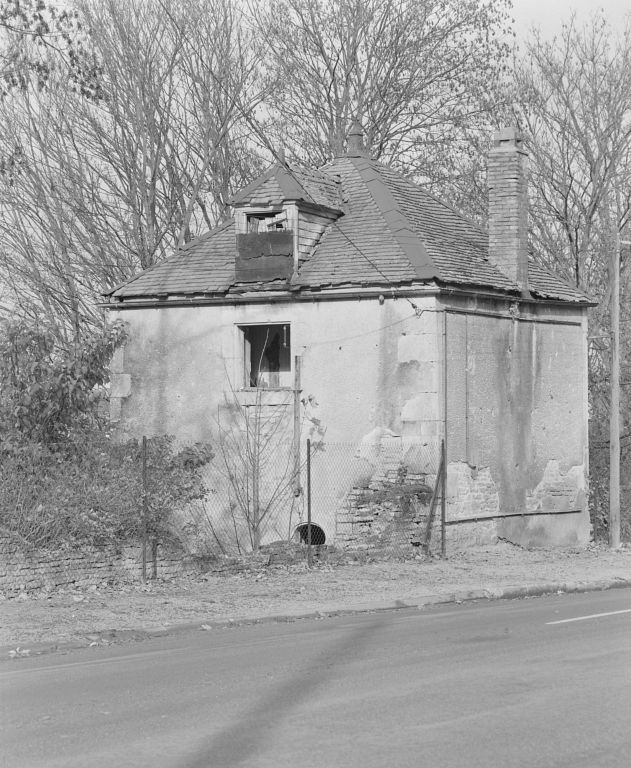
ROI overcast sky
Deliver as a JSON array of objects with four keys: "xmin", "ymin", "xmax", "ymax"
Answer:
[{"xmin": 512, "ymin": 0, "xmax": 629, "ymax": 38}]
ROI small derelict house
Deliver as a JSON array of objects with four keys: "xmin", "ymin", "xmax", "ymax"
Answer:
[{"xmin": 104, "ymin": 127, "xmax": 592, "ymax": 550}]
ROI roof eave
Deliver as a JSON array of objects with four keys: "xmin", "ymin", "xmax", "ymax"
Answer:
[{"xmin": 438, "ymin": 281, "xmax": 594, "ymax": 306}]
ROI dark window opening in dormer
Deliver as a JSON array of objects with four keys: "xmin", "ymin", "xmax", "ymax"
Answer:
[
  {"xmin": 247, "ymin": 211, "xmax": 288, "ymax": 233},
  {"xmin": 241, "ymin": 323, "xmax": 291, "ymax": 388}
]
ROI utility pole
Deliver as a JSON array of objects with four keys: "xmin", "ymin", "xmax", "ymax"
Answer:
[
  {"xmin": 609, "ymin": 228, "xmax": 620, "ymax": 548},
  {"xmin": 611, "ymin": 236, "xmax": 631, "ymax": 549}
]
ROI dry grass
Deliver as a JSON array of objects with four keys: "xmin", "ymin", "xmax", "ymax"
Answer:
[{"xmin": 2, "ymin": 543, "xmax": 631, "ymax": 651}]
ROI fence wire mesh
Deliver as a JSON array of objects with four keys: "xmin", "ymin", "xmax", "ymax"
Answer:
[
  {"xmin": 309, "ymin": 439, "xmax": 443, "ymax": 558},
  {"xmin": 0, "ymin": 431, "xmax": 445, "ymax": 592},
  {"xmin": 183, "ymin": 437, "xmax": 444, "ymax": 561}
]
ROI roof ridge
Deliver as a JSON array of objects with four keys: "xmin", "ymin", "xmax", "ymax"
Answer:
[
  {"xmin": 373, "ymin": 160, "xmax": 488, "ymax": 250},
  {"xmin": 230, "ymin": 164, "xmax": 280, "ymax": 205},
  {"xmin": 230, "ymin": 162, "xmax": 309, "ymax": 205},
  {"xmin": 274, "ymin": 163, "xmax": 314, "ymax": 201},
  {"xmin": 343, "ymin": 156, "xmax": 440, "ymax": 281},
  {"xmin": 323, "ymin": 155, "xmax": 489, "ymax": 248},
  {"xmin": 289, "ymin": 161, "xmax": 337, "ymax": 181}
]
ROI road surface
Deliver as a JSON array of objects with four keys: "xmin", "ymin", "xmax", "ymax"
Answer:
[{"xmin": 2, "ymin": 588, "xmax": 631, "ymax": 767}]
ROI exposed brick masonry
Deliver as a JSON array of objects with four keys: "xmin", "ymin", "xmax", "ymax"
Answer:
[
  {"xmin": 336, "ymin": 465, "xmax": 436, "ymax": 554},
  {"xmin": 0, "ymin": 533, "xmax": 199, "ymax": 594},
  {"xmin": 487, "ymin": 127, "xmax": 529, "ymax": 291}
]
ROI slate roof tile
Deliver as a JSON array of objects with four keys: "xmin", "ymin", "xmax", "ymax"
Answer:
[
  {"xmin": 289, "ymin": 165, "xmax": 343, "ymax": 210},
  {"xmin": 527, "ymin": 261, "xmax": 591, "ymax": 302},
  {"xmin": 249, "ymin": 177, "xmax": 285, "ymax": 206},
  {"xmin": 109, "ymin": 220, "xmax": 235, "ymax": 299},
  {"xmin": 107, "ymin": 155, "xmax": 591, "ymax": 305}
]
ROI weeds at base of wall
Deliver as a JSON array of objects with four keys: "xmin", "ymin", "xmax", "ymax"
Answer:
[
  {"xmin": 1, "ymin": 532, "xmax": 443, "ymax": 597},
  {"xmin": 193, "ymin": 541, "xmax": 438, "ymax": 576}
]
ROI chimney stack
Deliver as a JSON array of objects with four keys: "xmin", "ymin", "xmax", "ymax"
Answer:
[{"xmin": 487, "ymin": 127, "xmax": 529, "ymax": 292}]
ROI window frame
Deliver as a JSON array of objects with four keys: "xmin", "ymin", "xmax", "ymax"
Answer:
[
  {"xmin": 238, "ymin": 322, "xmax": 292, "ymax": 390},
  {"xmin": 245, "ymin": 210, "xmax": 289, "ymax": 233}
]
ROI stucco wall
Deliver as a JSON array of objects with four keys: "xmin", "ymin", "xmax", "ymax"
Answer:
[
  {"xmin": 109, "ymin": 295, "xmax": 442, "ymax": 545},
  {"xmin": 109, "ymin": 292, "xmax": 590, "ymax": 549},
  {"xmin": 443, "ymin": 297, "xmax": 590, "ymax": 547},
  {"xmin": 110, "ymin": 295, "xmax": 440, "ymax": 445}
]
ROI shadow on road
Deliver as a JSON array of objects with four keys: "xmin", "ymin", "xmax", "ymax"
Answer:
[{"xmin": 182, "ymin": 617, "xmax": 386, "ymax": 767}]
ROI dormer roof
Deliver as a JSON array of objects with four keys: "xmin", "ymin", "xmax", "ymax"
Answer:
[{"xmin": 230, "ymin": 162, "xmax": 344, "ymax": 212}]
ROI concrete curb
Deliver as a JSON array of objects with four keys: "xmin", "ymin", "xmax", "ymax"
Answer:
[{"xmin": 4, "ymin": 576, "xmax": 631, "ymax": 660}]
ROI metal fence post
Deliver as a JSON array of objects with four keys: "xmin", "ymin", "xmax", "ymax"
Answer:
[
  {"xmin": 440, "ymin": 438, "xmax": 447, "ymax": 558},
  {"xmin": 141, "ymin": 435, "xmax": 148, "ymax": 582},
  {"xmin": 307, "ymin": 438, "xmax": 312, "ymax": 567},
  {"xmin": 293, "ymin": 355, "xmax": 302, "ymax": 496}
]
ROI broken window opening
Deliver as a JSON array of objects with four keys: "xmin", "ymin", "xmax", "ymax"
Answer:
[
  {"xmin": 246, "ymin": 211, "xmax": 288, "ymax": 233},
  {"xmin": 241, "ymin": 323, "xmax": 291, "ymax": 389}
]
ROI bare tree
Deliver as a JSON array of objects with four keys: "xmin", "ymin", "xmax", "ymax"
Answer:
[
  {"xmin": 514, "ymin": 14, "xmax": 631, "ymax": 406},
  {"xmin": 0, "ymin": 0, "xmax": 83, "ymax": 94},
  {"xmin": 215, "ymin": 388, "xmax": 298, "ymax": 552},
  {"xmin": 160, "ymin": 0, "xmax": 273, "ymax": 234},
  {"xmin": 257, "ymin": 0, "xmax": 513, "ymax": 214},
  {"xmin": 514, "ymin": 13, "xmax": 631, "ymax": 539},
  {"xmin": 515, "ymin": 13, "xmax": 631, "ymax": 293},
  {"xmin": 0, "ymin": 82, "xmax": 111, "ymax": 344},
  {"xmin": 0, "ymin": 0, "xmax": 271, "ymax": 347},
  {"xmin": 75, "ymin": 0, "xmax": 270, "ymax": 265}
]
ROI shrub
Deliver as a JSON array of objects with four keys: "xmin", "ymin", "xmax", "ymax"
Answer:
[
  {"xmin": 0, "ymin": 319, "xmax": 213, "ymax": 548},
  {"xmin": 0, "ymin": 431, "xmax": 213, "ymax": 548},
  {"xmin": 0, "ymin": 319, "xmax": 127, "ymax": 443}
]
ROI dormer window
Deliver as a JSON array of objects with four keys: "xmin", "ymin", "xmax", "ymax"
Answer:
[
  {"xmin": 235, "ymin": 208, "xmax": 294, "ymax": 283},
  {"xmin": 229, "ymin": 164, "xmax": 343, "ymax": 283}
]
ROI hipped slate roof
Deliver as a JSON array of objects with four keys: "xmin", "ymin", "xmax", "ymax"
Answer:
[{"xmin": 107, "ymin": 155, "xmax": 590, "ymax": 304}]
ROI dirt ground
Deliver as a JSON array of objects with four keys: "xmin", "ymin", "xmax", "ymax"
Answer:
[{"xmin": 2, "ymin": 543, "xmax": 631, "ymax": 654}]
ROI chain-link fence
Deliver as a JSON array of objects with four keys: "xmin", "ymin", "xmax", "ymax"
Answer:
[
  {"xmin": 308, "ymin": 439, "xmax": 444, "ymax": 558},
  {"xmin": 180, "ymin": 436, "xmax": 446, "ymax": 562}
]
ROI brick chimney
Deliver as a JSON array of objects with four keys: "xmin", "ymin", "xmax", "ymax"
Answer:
[{"xmin": 487, "ymin": 127, "xmax": 529, "ymax": 292}]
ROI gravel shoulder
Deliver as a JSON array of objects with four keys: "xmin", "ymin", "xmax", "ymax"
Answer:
[{"xmin": 2, "ymin": 543, "xmax": 631, "ymax": 654}]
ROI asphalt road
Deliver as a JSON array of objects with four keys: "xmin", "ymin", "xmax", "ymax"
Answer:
[{"xmin": 2, "ymin": 588, "xmax": 631, "ymax": 768}]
